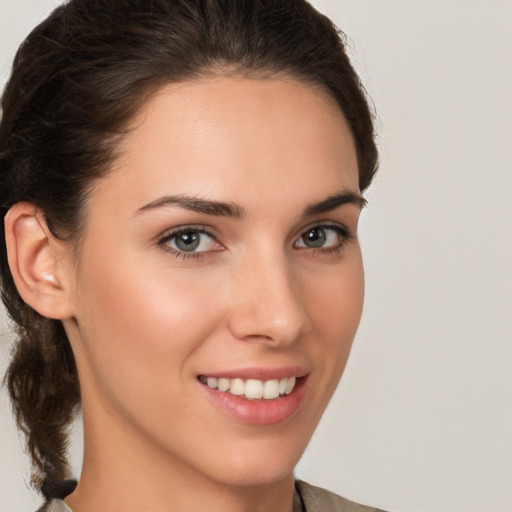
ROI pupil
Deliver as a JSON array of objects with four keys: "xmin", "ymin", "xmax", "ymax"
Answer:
[
  {"xmin": 304, "ymin": 228, "xmax": 326, "ymax": 248},
  {"xmin": 176, "ymin": 232, "xmax": 200, "ymax": 251}
]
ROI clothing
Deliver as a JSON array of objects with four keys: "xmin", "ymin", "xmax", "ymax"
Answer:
[
  {"xmin": 36, "ymin": 499, "xmax": 71, "ymax": 512},
  {"xmin": 37, "ymin": 479, "xmax": 387, "ymax": 512},
  {"xmin": 295, "ymin": 480, "xmax": 387, "ymax": 511}
]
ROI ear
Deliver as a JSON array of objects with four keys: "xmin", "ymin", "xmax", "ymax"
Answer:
[{"xmin": 4, "ymin": 202, "xmax": 75, "ymax": 320}]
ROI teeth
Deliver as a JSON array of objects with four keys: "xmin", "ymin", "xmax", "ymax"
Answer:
[
  {"xmin": 245, "ymin": 379, "xmax": 263, "ymax": 399},
  {"xmin": 263, "ymin": 379, "xmax": 280, "ymax": 399},
  {"xmin": 285, "ymin": 376, "xmax": 296, "ymax": 395},
  {"xmin": 230, "ymin": 378, "xmax": 245, "ymax": 396},
  {"xmin": 279, "ymin": 378, "xmax": 287, "ymax": 395},
  {"xmin": 200, "ymin": 375, "xmax": 298, "ymax": 400},
  {"xmin": 218, "ymin": 378, "xmax": 230, "ymax": 392}
]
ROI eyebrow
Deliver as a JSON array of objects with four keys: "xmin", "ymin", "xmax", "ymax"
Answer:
[
  {"xmin": 136, "ymin": 195, "xmax": 246, "ymax": 219},
  {"xmin": 302, "ymin": 191, "xmax": 367, "ymax": 216},
  {"xmin": 135, "ymin": 191, "xmax": 366, "ymax": 219}
]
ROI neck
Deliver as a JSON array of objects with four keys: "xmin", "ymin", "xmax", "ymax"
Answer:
[{"xmin": 67, "ymin": 398, "xmax": 296, "ymax": 512}]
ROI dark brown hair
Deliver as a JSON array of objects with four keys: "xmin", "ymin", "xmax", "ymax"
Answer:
[{"xmin": 0, "ymin": 0, "xmax": 378, "ymax": 499}]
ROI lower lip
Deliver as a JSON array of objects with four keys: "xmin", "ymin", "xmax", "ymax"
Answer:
[{"xmin": 199, "ymin": 377, "xmax": 308, "ymax": 425}]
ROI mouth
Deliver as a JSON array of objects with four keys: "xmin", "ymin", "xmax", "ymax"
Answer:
[
  {"xmin": 197, "ymin": 370, "xmax": 309, "ymax": 425},
  {"xmin": 198, "ymin": 375, "xmax": 298, "ymax": 400}
]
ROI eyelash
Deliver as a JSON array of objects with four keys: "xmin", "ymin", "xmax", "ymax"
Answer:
[{"xmin": 157, "ymin": 223, "xmax": 353, "ymax": 260}]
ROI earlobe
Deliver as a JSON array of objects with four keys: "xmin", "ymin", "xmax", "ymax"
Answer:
[{"xmin": 4, "ymin": 202, "xmax": 75, "ymax": 320}]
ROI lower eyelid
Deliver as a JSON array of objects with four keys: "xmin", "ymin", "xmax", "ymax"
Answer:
[
  {"xmin": 158, "ymin": 238, "xmax": 222, "ymax": 260},
  {"xmin": 170, "ymin": 250, "xmax": 207, "ymax": 260}
]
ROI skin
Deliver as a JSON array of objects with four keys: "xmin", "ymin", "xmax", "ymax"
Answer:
[{"xmin": 48, "ymin": 76, "xmax": 364, "ymax": 512}]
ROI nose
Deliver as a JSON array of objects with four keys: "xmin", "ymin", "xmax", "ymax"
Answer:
[{"xmin": 226, "ymin": 251, "xmax": 310, "ymax": 346}]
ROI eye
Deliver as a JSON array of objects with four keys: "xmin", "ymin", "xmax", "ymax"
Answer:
[
  {"xmin": 294, "ymin": 224, "xmax": 351, "ymax": 251},
  {"xmin": 158, "ymin": 227, "xmax": 223, "ymax": 256}
]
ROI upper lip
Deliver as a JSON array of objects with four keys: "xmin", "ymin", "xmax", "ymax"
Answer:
[{"xmin": 197, "ymin": 366, "xmax": 309, "ymax": 381}]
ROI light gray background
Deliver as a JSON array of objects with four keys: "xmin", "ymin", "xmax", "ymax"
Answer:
[{"xmin": 1, "ymin": 1, "xmax": 511, "ymax": 511}]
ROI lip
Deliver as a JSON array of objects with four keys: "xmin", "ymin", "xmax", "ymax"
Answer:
[
  {"xmin": 198, "ymin": 368, "xmax": 309, "ymax": 426},
  {"xmin": 198, "ymin": 366, "xmax": 309, "ymax": 381}
]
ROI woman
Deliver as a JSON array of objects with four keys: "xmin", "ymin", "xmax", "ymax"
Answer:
[{"xmin": 0, "ymin": 0, "xmax": 384, "ymax": 510}]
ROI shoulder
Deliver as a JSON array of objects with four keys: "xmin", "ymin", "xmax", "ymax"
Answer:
[{"xmin": 296, "ymin": 480, "xmax": 388, "ymax": 512}]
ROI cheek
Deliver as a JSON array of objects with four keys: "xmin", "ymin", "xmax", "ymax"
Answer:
[
  {"xmin": 308, "ymin": 253, "xmax": 364, "ymax": 341},
  {"xmin": 303, "ymin": 250, "xmax": 364, "ymax": 383},
  {"xmin": 72, "ymin": 246, "xmax": 227, "ymax": 395}
]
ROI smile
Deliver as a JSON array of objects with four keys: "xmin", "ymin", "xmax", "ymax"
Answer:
[
  {"xmin": 197, "ymin": 368, "xmax": 309, "ymax": 424},
  {"xmin": 198, "ymin": 375, "xmax": 296, "ymax": 400}
]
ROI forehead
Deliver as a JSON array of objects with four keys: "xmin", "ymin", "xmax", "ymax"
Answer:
[{"xmin": 95, "ymin": 76, "xmax": 359, "ymax": 215}]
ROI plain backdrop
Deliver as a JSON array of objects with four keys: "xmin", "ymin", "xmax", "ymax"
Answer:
[{"xmin": 1, "ymin": 1, "xmax": 511, "ymax": 511}]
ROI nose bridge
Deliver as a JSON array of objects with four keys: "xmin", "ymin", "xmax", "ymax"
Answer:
[{"xmin": 227, "ymin": 245, "xmax": 309, "ymax": 345}]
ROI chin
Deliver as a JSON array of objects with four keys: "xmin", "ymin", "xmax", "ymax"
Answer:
[
  {"xmin": 195, "ymin": 433, "xmax": 308, "ymax": 489},
  {"xmin": 210, "ymin": 462, "xmax": 295, "ymax": 489}
]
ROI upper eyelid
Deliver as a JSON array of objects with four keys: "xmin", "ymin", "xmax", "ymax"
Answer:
[
  {"xmin": 297, "ymin": 220, "xmax": 352, "ymax": 237},
  {"xmin": 157, "ymin": 224, "xmax": 219, "ymax": 242}
]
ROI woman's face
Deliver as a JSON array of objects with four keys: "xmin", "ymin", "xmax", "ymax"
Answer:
[{"xmin": 63, "ymin": 76, "xmax": 364, "ymax": 488}]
